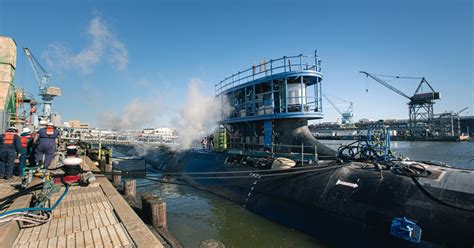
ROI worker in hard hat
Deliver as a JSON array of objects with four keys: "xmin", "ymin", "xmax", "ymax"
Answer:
[
  {"xmin": 19, "ymin": 127, "xmax": 34, "ymax": 176},
  {"xmin": 33, "ymin": 122, "xmax": 60, "ymax": 168},
  {"xmin": 0, "ymin": 127, "xmax": 21, "ymax": 179}
]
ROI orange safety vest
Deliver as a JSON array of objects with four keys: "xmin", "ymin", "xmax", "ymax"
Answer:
[
  {"xmin": 46, "ymin": 126, "xmax": 54, "ymax": 135},
  {"xmin": 3, "ymin": 132, "xmax": 15, "ymax": 145},
  {"xmin": 20, "ymin": 135, "xmax": 31, "ymax": 148}
]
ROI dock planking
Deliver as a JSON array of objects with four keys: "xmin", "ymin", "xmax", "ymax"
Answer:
[
  {"xmin": 2, "ymin": 156, "xmax": 164, "ymax": 248},
  {"xmin": 12, "ymin": 182, "xmax": 136, "ymax": 247}
]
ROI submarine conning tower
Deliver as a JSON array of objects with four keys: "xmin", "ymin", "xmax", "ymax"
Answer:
[{"xmin": 215, "ymin": 51, "xmax": 336, "ymax": 160}]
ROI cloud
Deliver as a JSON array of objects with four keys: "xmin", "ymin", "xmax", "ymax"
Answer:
[
  {"xmin": 99, "ymin": 97, "xmax": 162, "ymax": 130},
  {"xmin": 43, "ymin": 15, "xmax": 128, "ymax": 74}
]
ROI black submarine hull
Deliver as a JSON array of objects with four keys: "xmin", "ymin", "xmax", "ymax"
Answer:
[{"xmin": 145, "ymin": 148, "xmax": 474, "ymax": 247}]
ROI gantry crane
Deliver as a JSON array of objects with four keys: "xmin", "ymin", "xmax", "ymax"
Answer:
[
  {"xmin": 360, "ymin": 71, "xmax": 440, "ymax": 135},
  {"xmin": 23, "ymin": 48, "xmax": 61, "ymax": 122},
  {"xmin": 323, "ymin": 94, "xmax": 354, "ymax": 124}
]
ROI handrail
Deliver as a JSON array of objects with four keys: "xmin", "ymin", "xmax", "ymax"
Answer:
[
  {"xmin": 228, "ymin": 95, "xmax": 320, "ymax": 118},
  {"xmin": 215, "ymin": 52, "xmax": 321, "ymax": 96},
  {"xmin": 227, "ymin": 141, "xmax": 318, "ymax": 162}
]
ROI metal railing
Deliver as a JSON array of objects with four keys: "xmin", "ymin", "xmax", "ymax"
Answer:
[
  {"xmin": 229, "ymin": 96, "xmax": 320, "ymax": 118},
  {"xmin": 215, "ymin": 52, "xmax": 322, "ymax": 96},
  {"xmin": 63, "ymin": 133, "xmax": 180, "ymax": 146},
  {"xmin": 227, "ymin": 141, "xmax": 318, "ymax": 163}
]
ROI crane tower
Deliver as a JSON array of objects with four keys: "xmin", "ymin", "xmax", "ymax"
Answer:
[
  {"xmin": 360, "ymin": 71, "xmax": 440, "ymax": 135},
  {"xmin": 23, "ymin": 48, "xmax": 61, "ymax": 122}
]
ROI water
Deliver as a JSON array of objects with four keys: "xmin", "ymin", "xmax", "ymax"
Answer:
[
  {"xmin": 136, "ymin": 175, "xmax": 325, "ymax": 248},
  {"xmin": 134, "ymin": 141, "xmax": 473, "ymax": 247}
]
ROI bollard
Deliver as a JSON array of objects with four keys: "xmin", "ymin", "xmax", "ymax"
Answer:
[
  {"xmin": 124, "ymin": 179, "xmax": 137, "ymax": 201},
  {"xmin": 113, "ymin": 170, "xmax": 122, "ymax": 188},
  {"xmin": 141, "ymin": 193, "xmax": 167, "ymax": 229}
]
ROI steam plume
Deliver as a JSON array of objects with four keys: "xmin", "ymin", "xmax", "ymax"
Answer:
[
  {"xmin": 99, "ymin": 97, "xmax": 161, "ymax": 130},
  {"xmin": 174, "ymin": 78, "xmax": 231, "ymax": 149}
]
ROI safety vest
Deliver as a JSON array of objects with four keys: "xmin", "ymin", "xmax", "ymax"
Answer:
[
  {"xmin": 20, "ymin": 135, "xmax": 31, "ymax": 148},
  {"xmin": 3, "ymin": 132, "xmax": 15, "ymax": 145},
  {"xmin": 46, "ymin": 127, "xmax": 54, "ymax": 135}
]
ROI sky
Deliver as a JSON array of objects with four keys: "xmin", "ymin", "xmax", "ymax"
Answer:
[{"xmin": 0, "ymin": 0, "xmax": 472, "ymax": 128}]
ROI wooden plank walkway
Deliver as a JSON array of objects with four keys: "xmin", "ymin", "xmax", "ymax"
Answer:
[
  {"xmin": 0, "ymin": 177, "xmax": 34, "ymax": 248},
  {"xmin": 0, "ymin": 177, "xmax": 22, "ymax": 213},
  {"xmin": 3, "ymin": 156, "xmax": 164, "ymax": 248},
  {"xmin": 12, "ymin": 183, "xmax": 136, "ymax": 248}
]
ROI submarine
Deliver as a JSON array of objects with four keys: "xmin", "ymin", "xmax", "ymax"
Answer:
[{"xmin": 144, "ymin": 52, "xmax": 474, "ymax": 247}]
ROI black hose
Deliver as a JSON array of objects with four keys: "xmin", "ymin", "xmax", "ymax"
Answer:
[
  {"xmin": 411, "ymin": 176, "xmax": 474, "ymax": 212},
  {"xmin": 391, "ymin": 163, "xmax": 431, "ymax": 177},
  {"xmin": 387, "ymin": 161, "xmax": 474, "ymax": 212},
  {"xmin": 0, "ymin": 183, "xmax": 44, "ymax": 210},
  {"xmin": 0, "ymin": 183, "xmax": 43, "ymax": 203}
]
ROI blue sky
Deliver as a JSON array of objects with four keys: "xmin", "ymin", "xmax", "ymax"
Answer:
[{"xmin": 0, "ymin": 0, "xmax": 472, "ymax": 128}]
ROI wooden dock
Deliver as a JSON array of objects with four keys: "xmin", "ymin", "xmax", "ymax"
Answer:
[{"xmin": 0, "ymin": 158, "xmax": 165, "ymax": 248}]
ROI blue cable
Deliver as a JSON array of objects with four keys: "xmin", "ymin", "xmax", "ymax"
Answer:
[{"xmin": 0, "ymin": 183, "xmax": 69, "ymax": 217}]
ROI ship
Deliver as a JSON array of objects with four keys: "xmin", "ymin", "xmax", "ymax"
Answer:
[{"xmin": 143, "ymin": 52, "xmax": 474, "ymax": 247}]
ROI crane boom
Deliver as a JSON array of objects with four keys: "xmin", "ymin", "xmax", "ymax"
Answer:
[
  {"xmin": 359, "ymin": 71, "xmax": 411, "ymax": 99},
  {"xmin": 456, "ymin": 107, "xmax": 468, "ymax": 116},
  {"xmin": 23, "ymin": 48, "xmax": 51, "ymax": 93},
  {"xmin": 323, "ymin": 94, "xmax": 342, "ymax": 115},
  {"xmin": 23, "ymin": 47, "xmax": 60, "ymax": 121}
]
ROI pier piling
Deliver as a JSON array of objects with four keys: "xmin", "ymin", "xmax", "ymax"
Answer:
[
  {"xmin": 105, "ymin": 163, "xmax": 113, "ymax": 179},
  {"xmin": 124, "ymin": 179, "xmax": 137, "ymax": 201},
  {"xmin": 141, "ymin": 193, "xmax": 168, "ymax": 229},
  {"xmin": 113, "ymin": 170, "xmax": 122, "ymax": 188}
]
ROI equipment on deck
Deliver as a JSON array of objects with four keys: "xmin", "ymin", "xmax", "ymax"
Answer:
[
  {"xmin": 23, "ymin": 48, "xmax": 61, "ymax": 122},
  {"xmin": 337, "ymin": 124, "xmax": 395, "ymax": 162},
  {"xmin": 360, "ymin": 71, "xmax": 440, "ymax": 135},
  {"xmin": 390, "ymin": 217, "xmax": 422, "ymax": 244}
]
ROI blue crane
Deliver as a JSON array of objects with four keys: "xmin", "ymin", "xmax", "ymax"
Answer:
[
  {"xmin": 323, "ymin": 94, "xmax": 354, "ymax": 124},
  {"xmin": 23, "ymin": 48, "xmax": 61, "ymax": 122}
]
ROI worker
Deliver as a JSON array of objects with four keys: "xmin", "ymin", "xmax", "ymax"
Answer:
[
  {"xmin": 34, "ymin": 122, "xmax": 60, "ymax": 168},
  {"xmin": 29, "ymin": 130, "xmax": 38, "ymax": 167},
  {"xmin": 201, "ymin": 137, "xmax": 207, "ymax": 149},
  {"xmin": 19, "ymin": 127, "xmax": 34, "ymax": 176},
  {"xmin": 0, "ymin": 127, "xmax": 21, "ymax": 179},
  {"xmin": 208, "ymin": 134, "xmax": 214, "ymax": 150}
]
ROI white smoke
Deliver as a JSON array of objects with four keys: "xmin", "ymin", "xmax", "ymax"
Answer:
[
  {"xmin": 100, "ymin": 78, "xmax": 230, "ymax": 152},
  {"xmin": 174, "ymin": 78, "xmax": 231, "ymax": 149},
  {"xmin": 99, "ymin": 97, "xmax": 162, "ymax": 130},
  {"xmin": 43, "ymin": 14, "xmax": 128, "ymax": 74}
]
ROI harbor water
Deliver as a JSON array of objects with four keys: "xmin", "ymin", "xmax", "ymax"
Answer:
[{"xmin": 134, "ymin": 141, "xmax": 474, "ymax": 247}]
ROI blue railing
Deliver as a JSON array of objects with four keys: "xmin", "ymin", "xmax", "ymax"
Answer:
[
  {"xmin": 229, "ymin": 96, "xmax": 321, "ymax": 119},
  {"xmin": 215, "ymin": 52, "xmax": 322, "ymax": 96}
]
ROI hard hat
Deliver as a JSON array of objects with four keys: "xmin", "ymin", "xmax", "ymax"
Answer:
[
  {"xmin": 21, "ymin": 127, "xmax": 31, "ymax": 134},
  {"xmin": 46, "ymin": 122, "xmax": 54, "ymax": 126},
  {"xmin": 66, "ymin": 145, "xmax": 77, "ymax": 150},
  {"xmin": 7, "ymin": 127, "xmax": 18, "ymax": 132}
]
